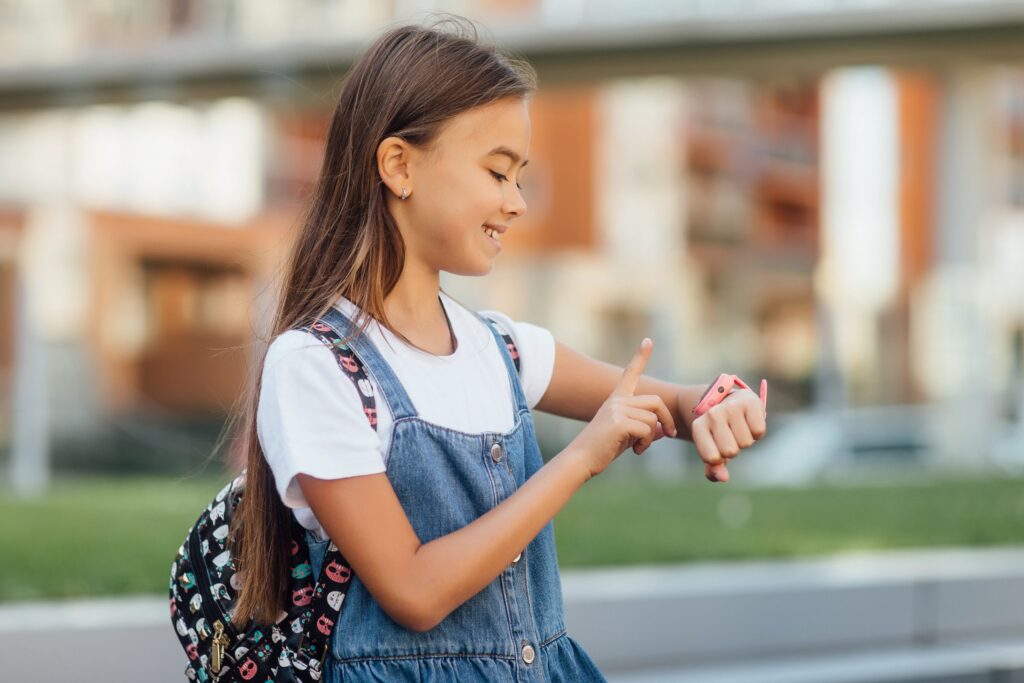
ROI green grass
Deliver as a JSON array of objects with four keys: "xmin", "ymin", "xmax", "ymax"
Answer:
[
  {"xmin": 0, "ymin": 474, "xmax": 226, "ymax": 603},
  {"xmin": 2, "ymin": 472, "xmax": 1024, "ymax": 603},
  {"xmin": 555, "ymin": 473, "xmax": 1024, "ymax": 567}
]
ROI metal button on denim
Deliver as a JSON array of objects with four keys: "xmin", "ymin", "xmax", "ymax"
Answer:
[
  {"xmin": 490, "ymin": 442, "xmax": 503, "ymax": 463},
  {"xmin": 512, "ymin": 551, "xmax": 522, "ymax": 563},
  {"xmin": 522, "ymin": 641, "xmax": 535, "ymax": 664}
]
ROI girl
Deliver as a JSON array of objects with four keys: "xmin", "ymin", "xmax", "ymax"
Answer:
[{"xmin": 231, "ymin": 17, "xmax": 767, "ymax": 682}]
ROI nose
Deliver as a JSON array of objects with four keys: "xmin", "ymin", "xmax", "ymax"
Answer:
[{"xmin": 503, "ymin": 183, "xmax": 527, "ymax": 220}]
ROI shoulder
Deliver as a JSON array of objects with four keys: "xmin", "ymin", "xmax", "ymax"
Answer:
[
  {"xmin": 475, "ymin": 308, "xmax": 553, "ymax": 352},
  {"xmin": 437, "ymin": 293, "xmax": 537, "ymax": 339},
  {"xmin": 472, "ymin": 306, "xmax": 557, "ymax": 409},
  {"xmin": 256, "ymin": 328, "xmax": 384, "ymax": 509},
  {"xmin": 257, "ymin": 328, "xmax": 376, "ymax": 434},
  {"xmin": 262, "ymin": 322, "xmax": 378, "ymax": 390},
  {"xmin": 265, "ymin": 329, "xmax": 332, "ymax": 364},
  {"xmin": 262, "ymin": 329, "xmax": 342, "ymax": 382}
]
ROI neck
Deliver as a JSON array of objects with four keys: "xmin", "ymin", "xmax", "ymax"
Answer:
[{"xmin": 383, "ymin": 256, "xmax": 442, "ymax": 327}]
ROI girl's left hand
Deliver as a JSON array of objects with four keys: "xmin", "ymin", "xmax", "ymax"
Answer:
[{"xmin": 685, "ymin": 389, "xmax": 767, "ymax": 483}]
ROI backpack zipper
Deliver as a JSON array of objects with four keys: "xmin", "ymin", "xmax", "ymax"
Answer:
[
  {"xmin": 211, "ymin": 620, "xmax": 230, "ymax": 675},
  {"xmin": 189, "ymin": 529, "xmax": 237, "ymax": 674}
]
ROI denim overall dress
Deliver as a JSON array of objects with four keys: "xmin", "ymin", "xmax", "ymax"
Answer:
[{"xmin": 304, "ymin": 306, "xmax": 607, "ymax": 682}]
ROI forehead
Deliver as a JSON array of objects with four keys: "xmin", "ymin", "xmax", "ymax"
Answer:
[{"xmin": 436, "ymin": 97, "xmax": 531, "ymax": 161}]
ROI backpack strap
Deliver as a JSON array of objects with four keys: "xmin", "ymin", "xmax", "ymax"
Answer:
[
  {"xmin": 289, "ymin": 320, "xmax": 377, "ymax": 665},
  {"xmin": 303, "ymin": 321, "xmax": 378, "ymax": 430},
  {"xmin": 480, "ymin": 315, "xmax": 520, "ymax": 375}
]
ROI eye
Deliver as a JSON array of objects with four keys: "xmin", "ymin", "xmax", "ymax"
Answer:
[{"xmin": 490, "ymin": 170, "xmax": 522, "ymax": 190}]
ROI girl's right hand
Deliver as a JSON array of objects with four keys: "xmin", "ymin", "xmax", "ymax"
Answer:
[{"xmin": 567, "ymin": 338, "xmax": 677, "ymax": 481}]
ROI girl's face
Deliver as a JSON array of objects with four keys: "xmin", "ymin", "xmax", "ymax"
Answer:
[{"xmin": 387, "ymin": 96, "xmax": 531, "ymax": 276}]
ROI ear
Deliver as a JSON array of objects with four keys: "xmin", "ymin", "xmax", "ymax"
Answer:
[{"xmin": 377, "ymin": 136, "xmax": 414, "ymax": 200}]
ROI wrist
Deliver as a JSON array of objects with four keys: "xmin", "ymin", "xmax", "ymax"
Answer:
[
  {"xmin": 553, "ymin": 442, "xmax": 594, "ymax": 487},
  {"xmin": 674, "ymin": 385, "xmax": 703, "ymax": 437}
]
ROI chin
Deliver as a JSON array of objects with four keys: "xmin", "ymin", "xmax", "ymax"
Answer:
[
  {"xmin": 443, "ymin": 255, "xmax": 495, "ymax": 277},
  {"xmin": 462, "ymin": 261, "xmax": 495, "ymax": 276}
]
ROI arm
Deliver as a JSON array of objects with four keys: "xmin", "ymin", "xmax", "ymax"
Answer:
[
  {"xmin": 535, "ymin": 340, "xmax": 767, "ymax": 482},
  {"xmin": 298, "ymin": 447, "xmax": 588, "ymax": 632},
  {"xmin": 535, "ymin": 340, "xmax": 707, "ymax": 440},
  {"xmin": 298, "ymin": 340, "xmax": 671, "ymax": 633}
]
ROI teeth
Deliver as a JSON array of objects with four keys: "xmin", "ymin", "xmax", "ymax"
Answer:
[{"xmin": 484, "ymin": 227, "xmax": 498, "ymax": 239}]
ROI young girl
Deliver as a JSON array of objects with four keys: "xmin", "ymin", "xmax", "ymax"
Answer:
[{"xmin": 231, "ymin": 17, "xmax": 766, "ymax": 682}]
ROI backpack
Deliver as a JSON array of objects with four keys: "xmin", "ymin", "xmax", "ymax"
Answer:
[{"xmin": 169, "ymin": 314, "xmax": 519, "ymax": 681}]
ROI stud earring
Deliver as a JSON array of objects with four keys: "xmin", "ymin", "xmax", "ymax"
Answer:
[{"xmin": 400, "ymin": 187, "xmax": 409, "ymax": 200}]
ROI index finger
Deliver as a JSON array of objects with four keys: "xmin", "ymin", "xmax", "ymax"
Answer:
[{"xmin": 614, "ymin": 337, "xmax": 652, "ymax": 396}]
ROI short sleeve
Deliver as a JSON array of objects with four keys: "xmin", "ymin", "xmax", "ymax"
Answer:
[
  {"xmin": 256, "ymin": 330, "xmax": 385, "ymax": 510},
  {"xmin": 478, "ymin": 310, "xmax": 556, "ymax": 409}
]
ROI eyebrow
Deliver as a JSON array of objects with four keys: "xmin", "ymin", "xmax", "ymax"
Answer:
[{"xmin": 487, "ymin": 146, "xmax": 529, "ymax": 168}]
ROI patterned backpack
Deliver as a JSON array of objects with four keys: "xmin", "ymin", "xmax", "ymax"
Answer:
[{"xmin": 169, "ymin": 314, "xmax": 519, "ymax": 681}]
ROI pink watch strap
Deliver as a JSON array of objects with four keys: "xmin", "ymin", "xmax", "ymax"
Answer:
[{"xmin": 692, "ymin": 373, "xmax": 768, "ymax": 417}]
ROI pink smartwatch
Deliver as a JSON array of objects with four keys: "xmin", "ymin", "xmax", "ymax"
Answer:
[{"xmin": 693, "ymin": 373, "xmax": 768, "ymax": 417}]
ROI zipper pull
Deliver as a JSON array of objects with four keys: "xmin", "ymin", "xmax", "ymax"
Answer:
[{"xmin": 211, "ymin": 620, "xmax": 229, "ymax": 674}]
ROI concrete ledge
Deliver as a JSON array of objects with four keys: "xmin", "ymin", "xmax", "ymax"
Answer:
[
  {"xmin": 563, "ymin": 546, "xmax": 1024, "ymax": 673},
  {"xmin": 3, "ymin": 545, "xmax": 1024, "ymax": 682},
  {"xmin": 0, "ymin": 594, "xmax": 168, "ymax": 633},
  {"xmin": 609, "ymin": 637, "xmax": 1024, "ymax": 683}
]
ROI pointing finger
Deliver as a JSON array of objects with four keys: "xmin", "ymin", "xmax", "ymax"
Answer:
[{"xmin": 614, "ymin": 338, "xmax": 652, "ymax": 397}]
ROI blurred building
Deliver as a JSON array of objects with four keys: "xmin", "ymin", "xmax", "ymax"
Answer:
[{"xmin": 1, "ymin": 0, "xmax": 1023, "ymax": 483}]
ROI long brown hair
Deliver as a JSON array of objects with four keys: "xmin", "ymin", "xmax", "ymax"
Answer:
[{"xmin": 227, "ymin": 16, "xmax": 537, "ymax": 628}]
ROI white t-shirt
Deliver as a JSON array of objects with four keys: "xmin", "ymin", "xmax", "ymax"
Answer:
[{"xmin": 256, "ymin": 292, "xmax": 557, "ymax": 540}]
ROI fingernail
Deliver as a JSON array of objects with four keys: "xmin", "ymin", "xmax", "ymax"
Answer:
[{"xmin": 706, "ymin": 473, "xmax": 718, "ymax": 482}]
